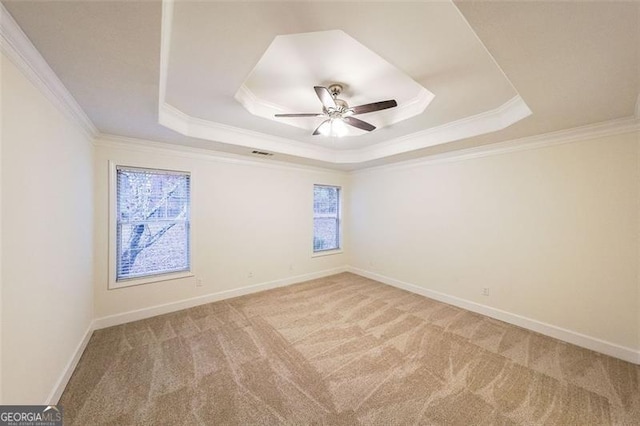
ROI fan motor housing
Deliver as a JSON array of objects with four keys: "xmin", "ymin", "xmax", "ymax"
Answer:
[{"xmin": 328, "ymin": 84, "xmax": 343, "ymax": 98}]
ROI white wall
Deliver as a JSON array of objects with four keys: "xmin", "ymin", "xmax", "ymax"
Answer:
[
  {"xmin": 349, "ymin": 131, "xmax": 640, "ymax": 353},
  {"xmin": 1, "ymin": 52, "xmax": 94, "ymax": 403},
  {"xmin": 93, "ymin": 139, "xmax": 348, "ymax": 320},
  {"xmin": 0, "ymin": 45, "xmax": 4, "ymax": 406}
]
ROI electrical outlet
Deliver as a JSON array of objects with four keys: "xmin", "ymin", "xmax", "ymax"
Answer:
[
  {"xmin": 482, "ymin": 287, "xmax": 490, "ymax": 296},
  {"xmin": 248, "ymin": 272, "xmax": 253, "ymax": 278},
  {"xmin": 196, "ymin": 278, "xmax": 203, "ymax": 288},
  {"xmin": 289, "ymin": 264, "xmax": 294, "ymax": 271}
]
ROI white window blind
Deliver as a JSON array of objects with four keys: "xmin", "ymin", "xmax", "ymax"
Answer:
[
  {"xmin": 116, "ymin": 166, "xmax": 191, "ymax": 281},
  {"xmin": 313, "ymin": 185, "xmax": 341, "ymax": 252}
]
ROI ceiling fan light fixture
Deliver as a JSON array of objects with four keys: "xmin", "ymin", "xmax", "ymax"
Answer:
[
  {"xmin": 277, "ymin": 85, "xmax": 397, "ymax": 136},
  {"xmin": 331, "ymin": 118, "xmax": 348, "ymax": 137},
  {"xmin": 319, "ymin": 118, "xmax": 348, "ymax": 137}
]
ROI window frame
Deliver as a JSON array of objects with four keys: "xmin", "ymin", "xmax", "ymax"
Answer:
[
  {"xmin": 108, "ymin": 161, "xmax": 194, "ymax": 289},
  {"xmin": 312, "ymin": 184, "xmax": 343, "ymax": 256}
]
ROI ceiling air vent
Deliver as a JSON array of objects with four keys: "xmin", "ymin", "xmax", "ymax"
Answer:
[{"xmin": 251, "ymin": 150, "xmax": 274, "ymax": 156}]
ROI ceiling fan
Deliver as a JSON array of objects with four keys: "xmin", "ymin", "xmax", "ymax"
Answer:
[{"xmin": 274, "ymin": 84, "xmax": 397, "ymax": 136}]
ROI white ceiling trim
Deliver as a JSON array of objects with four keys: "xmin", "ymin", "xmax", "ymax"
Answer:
[
  {"xmin": 156, "ymin": 0, "xmax": 340, "ymax": 162},
  {"xmin": 0, "ymin": 2, "xmax": 97, "ymax": 139},
  {"xmin": 353, "ymin": 116, "xmax": 640, "ymax": 175},
  {"xmin": 158, "ymin": 0, "xmax": 531, "ymax": 165},
  {"xmin": 158, "ymin": 0, "xmax": 336, "ymax": 162},
  {"xmin": 158, "ymin": 102, "xmax": 337, "ymax": 162},
  {"xmin": 337, "ymin": 95, "xmax": 532, "ymax": 163},
  {"xmin": 159, "ymin": 96, "xmax": 531, "ymax": 164},
  {"xmin": 235, "ymin": 83, "xmax": 292, "ymax": 117},
  {"xmin": 95, "ymin": 133, "xmax": 347, "ymax": 175},
  {"xmin": 99, "ymin": 115, "xmax": 638, "ymax": 175}
]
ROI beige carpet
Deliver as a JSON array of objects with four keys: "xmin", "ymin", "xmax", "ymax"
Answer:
[{"xmin": 60, "ymin": 273, "xmax": 639, "ymax": 425}]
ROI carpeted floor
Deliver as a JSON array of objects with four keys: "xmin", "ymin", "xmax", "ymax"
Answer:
[{"xmin": 60, "ymin": 273, "xmax": 639, "ymax": 425}]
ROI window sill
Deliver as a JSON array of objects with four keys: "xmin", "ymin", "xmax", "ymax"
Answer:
[
  {"xmin": 109, "ymin": 271, "xmax": 195, "ymax": 290},
  {"xmin": 312, "ymin": 249, "xmax": 343, "ymax": 258}
]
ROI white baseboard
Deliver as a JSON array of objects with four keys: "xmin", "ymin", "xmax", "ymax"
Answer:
[
  {"xmin": 50, "ymin": 264, "xmax": 637, "ymax": 404},
  {"xmin": 93, "ymin": 266, "xmax": 348, "ymax": 330},
  {"xmin": 49, "ymin": 267, "xmax": 347, "ymax": 403},
  {"xmin": 47, "ymin": 323, "xmax": 94, "ymax": 404},
  {"xmin": 348, "ymin": 266, "xmax": 640, "ymax": 365}
]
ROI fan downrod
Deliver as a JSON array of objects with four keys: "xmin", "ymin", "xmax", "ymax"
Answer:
[
  {"xmin": 328, "ymin": 84, "xmax": 343, "ymax": 99},
  {"xmin": 327, "ymin": 84, "xmax": 349, "ymax": 111}
]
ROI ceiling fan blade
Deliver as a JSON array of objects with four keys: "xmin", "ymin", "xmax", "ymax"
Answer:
[
  {"xmin": 351, "ymin": 100, "xmax": 398, "ymax": 115},
  {"xmin": 343, "ymin": 116, "xmax": 376, "ymax": 132},
  {"xmin": 312, "ymin": 119, "xmax": 331, "ymax": 136},
  {"xmin": 275, "ymin": 113, "xmax": 323, "ymax": 118},
  {"xmin": 314, "ymin": 86, "xmax": 337, "ymax": 110}
]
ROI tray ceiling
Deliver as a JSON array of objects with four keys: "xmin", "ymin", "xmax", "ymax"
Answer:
[
  {"xmin": 2, "ymin": 0, "xmax": 638, "ymax": 169},
  {"xmin": 159, "ymin": 0, "xmax": 529, "ymax": 163},
  {"xmin": 235, "ymin": 30, "xmax": 434, "ymax": 135}
]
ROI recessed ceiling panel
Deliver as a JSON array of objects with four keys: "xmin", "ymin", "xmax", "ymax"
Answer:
[
  {"xmin": 235, "ymin": 30, "xmax": 434, "ymax": 135},
  {"xmin": 159, "ymin": 0, "xmax": 530, "ymax": 163},
  {"xmin": 4, "ymin": 1, "xmax": 637, "ymax": 169}
]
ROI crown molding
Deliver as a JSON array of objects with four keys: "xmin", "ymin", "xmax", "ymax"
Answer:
[
  {"xmin": 353, "ymin": 116, "xmax": 640, "ymax": 174},
  {"xmin": 94, "ymin": 133, "xmax": 348, "ymax": 175},
  {"xmin": 235, "ymin": 83, "xmax": 295, "ymax": 117},
  {"xmin": 158, "ymin": 102, "xmax": 338, "ymax": 163},
  {"xmin": 98, "ymin": 114, "xmax": 638, "ymax": 176},
  {"xmin": 0, "ymin": 3, "xmax": 97, "ymax": 139},
  {"xmin": 158, "ymin": 0, "xmax": 531, "ymax": 165},
  {"xmin": 158, "ymin": 95, "xmax": 531, "ymax": 165},
  {"xmin": 338, "ymin": 95, "xmax": 532, "ymax": 163}
]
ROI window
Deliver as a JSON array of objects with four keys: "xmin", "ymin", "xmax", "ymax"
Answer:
[
  {"xmin": 313, "ymin": 185, "xmax": 341, "ymax": 252},
  {"xmin": 114, "ymin": 166, "xmax": 191, "ymax": 285}
]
